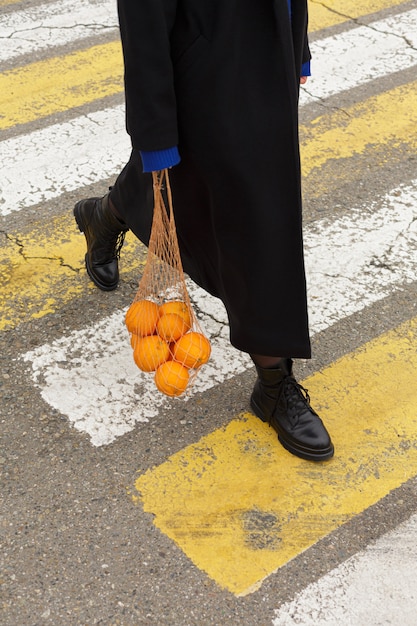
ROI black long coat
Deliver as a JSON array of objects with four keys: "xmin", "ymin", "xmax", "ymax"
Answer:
[{"xmin": 113, "ymin": 0, "xmax": 312, "ymax": 358}]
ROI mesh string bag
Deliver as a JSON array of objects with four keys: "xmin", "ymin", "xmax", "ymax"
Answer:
[{"xmin": 125, "ymin": 169, "xmax": 211, "ymax": 396}]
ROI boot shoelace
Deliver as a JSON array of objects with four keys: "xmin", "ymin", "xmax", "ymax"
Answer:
[
  {"xmin": 114, "ymin": 230, "xmax": 127, "ymax": 259},
  {"xmin": 273, "ymin": 376, "xmax": 312, "ymax": 424},
  {"xmin": 98, "ymin": 226, "xmax": 127, "ymax": 260}
]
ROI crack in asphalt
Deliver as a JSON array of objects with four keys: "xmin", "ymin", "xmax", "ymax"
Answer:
[
  {"xmin": 0, "ymin": 229, "xmax": 80, "ymax": 273},
  {"xmin": 302, "ymin": 5, "xmax": 417, "ymax": 115},
  {"xmin": 310, "ymin": 0, "xmax": 417, "ymax": 53},
  {"xmin": 310, "ymin": 0, "xmax": 355, "ymax": 23},
  {"xmin": 1, "ymin": 24, "xmax": 116, "ymax": 41}
]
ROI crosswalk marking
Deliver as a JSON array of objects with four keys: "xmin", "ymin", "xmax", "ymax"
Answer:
[
  {"xmin": 307, "ymin": 0, "xmax": 407, "ymax": 31},
  {"xmin": 0, "ymin": 0, "xmax": 402, "ymax": 59},
  {"xmin": 0, "ymin": 41, "xmax": 123, "ymax": 130},
  {"xmin": 2, "ymin": 74, "xmax": 416, "ymax": 218},
  {"xmin": 0, "ymin": 0, "xmax": 118, "ymax": 64},
  {"xmin": 2, "ymin": 4, "xmax": 415, "ymax": 132},
  {"xmin": 272, "ymin": 513, "xmax": 417, "ymax": 624},
  {"xmin": 301, "ymin": 79, "xmax": 417, "ymax": 180},
  {"xmin": 300, "ymin": 8, "xmax": 417, "ymax": 105},
  {"xmin": 306, "ymin": 181, "xmax": 417, "ymax": 332},
  {"xmin": 0, "ymin": 221, "xmax": 143, "ymax": 332},
  {"xmin": 22, "ymin": 285, "xmax": 251, "ymax": 446},
  {"xmin": 22, "ymin": 179, "xmax": 417, "ymax": 445},
  {"xmin": 0, "ymin": 105, "xmax": 128, "ymax": 217},
  {"xmin": 0, "ymin": 0, "xmax": 24, "ymax": 6},
  {"xmin": 3, "ymin": 9, "xmax": 415, "ymax": 214},
  {"xmin": 1, "ymin": 0, "xmax": 403, "ymax": 22},
  {"xmin": 133, "ymin": 315, "xmax": 417, "ymax": 595},
  {"xmin": 2, "ymin": 72, "xmax": 416, "ymax": 330}
]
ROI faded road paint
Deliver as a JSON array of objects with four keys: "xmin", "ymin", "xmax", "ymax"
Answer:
[
  {"xmin": 0, "ymin": 41, "xmax": 123, "ymax": 130},
  {"xmin": 272, "ymin": 513, "xmax": 417, "ymax": 624},
  {"xmin": 308, "ymin": 0, "xmax": 408, "ymax": 31},
  {"xmin": 0, "ymin": 0, "xmax": 404, "ymax": 47},
  {"xmin": 0, "ymin": 216, "xmax": 144, "ymax": 331},
  {"xmin": 301, "ymin": 79, "xmax": 417, "ymax": 179},
  {"xmin": 0, "ymin": 105, "xmax": 129, "ymax": 216},
  {"xmin": 0, "ymin": 0, "xmax": 117, "ymax": 64},
  {"xmin": 134, "ymin": 316, "xmax": 417, "ymax": 595},
  {"xmin": 300, "ymin": 9, "xmax": 417, "ymax": 105}
]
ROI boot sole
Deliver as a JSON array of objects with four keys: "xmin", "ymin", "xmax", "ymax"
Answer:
[
  {"xmin": 73, "ymin": 202, "xmax": 119, "ymax": 292},
  {"xmin": 250, "ymin": 396, "xmax": 334, "ymax": 462}
]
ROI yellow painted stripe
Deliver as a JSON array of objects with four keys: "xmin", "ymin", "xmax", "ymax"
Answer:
[
  {"xmin": 134, "ymin": 315, "xmax": 417, "ymax": 595},
  {"xmin": 1, "ymin": 78, "xmax": 416, "ymax": 331},
  {"xmin": 0, "ymin": 41, "xmax": 123, "ymax": 130},
  {"xmin": 0, "ymin": 215, "xmax": 144, "ymax": 331},
  {"xmin": 308, "ymin": 0, "xmax": 408, "ymax": 31},
  {"xmin": 300, "ymin": 79, "xmax": 417, "ymax": 180}
]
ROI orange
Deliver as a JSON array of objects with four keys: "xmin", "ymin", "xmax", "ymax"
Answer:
[
  {"xmin": 133, "ymin": 335, "xmax": 170, "ymax": 372},
  {"xmin": 130, "ymin": 333, "xmax": 139, "ymax": 349},
  {"xmin": 154, "ymin": 361, "xmax": 190, "ymax": 397},
  {"xmin": 156, "ymin": 312, "xmax": 191, "ymax": 342},
  {"xmin": 125, "ymin": 299, "xmax": 160, "ymax": 337},
  {"xmin": 173, "ymin": 331, "xmax": 211, "ymax": 369},
  {"xmin": 159, "ymin": 300, "xmax": 192, "ymax": 328}
]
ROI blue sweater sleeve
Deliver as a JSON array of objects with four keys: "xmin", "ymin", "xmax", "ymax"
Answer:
[
  {"xmin": 140, "ymin": 146, "xmax": 181, "ymax": 173},
  {"xmin": 301, "ymin": 60, "xmax": 311, "ymax": 76}
]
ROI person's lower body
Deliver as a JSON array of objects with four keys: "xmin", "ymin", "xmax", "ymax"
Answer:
[{"xmin": 73, "ymin": 158, "xmax": 334, "ymax": 462}]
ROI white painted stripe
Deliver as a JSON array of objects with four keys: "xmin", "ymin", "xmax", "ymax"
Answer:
[
  {"xmin": 306, "ymin": 181, "xmax": 417, "ymax": 333},
  {"xmin": 0, "ymin": 105, "xmax": 130, "ymax": 216},
  {"xmin": 22, "ymin": 286, "xmax": 250, "ymax": 446},
  {"xmin": 0, "ymin": 0, "xmax": 117, "ymax": 64},
  {"xmin": 22, "ymin": 180, "xmax": 417, "ymax": 446},
  {"xmin": 300, "ymin": 9, "xmax": 417, "ymax": 105},
  {"xmin": 272, "ymin": 513, "xmax": 417, "ymax": 625}
]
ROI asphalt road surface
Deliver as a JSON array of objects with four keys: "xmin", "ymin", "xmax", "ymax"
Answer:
[{"xmin": 1, "ymin": 0, "xmax": 417, "ymax": 624}]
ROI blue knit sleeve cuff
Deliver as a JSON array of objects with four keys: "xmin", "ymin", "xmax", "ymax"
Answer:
[
  {"xmin": 301, "ymin": 60, "xmax": 311, "ymax": 77},
  {"xmin": 140, "ymin": 146, "xmax": 181, "ymax": 173}
]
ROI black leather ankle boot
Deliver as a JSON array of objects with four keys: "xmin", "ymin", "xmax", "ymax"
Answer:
[
  {"xmin": 250, "ymin": 359, "xmax": 334, "ymax": 461},
  {"xmin": 74, "ymin": 194, "xmax": 128, "ymax": 291}
]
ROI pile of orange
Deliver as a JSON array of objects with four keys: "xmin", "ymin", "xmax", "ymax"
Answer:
[{"xmin": 125, "ymin": 299, "xmax": 211, "ymax": 397}]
